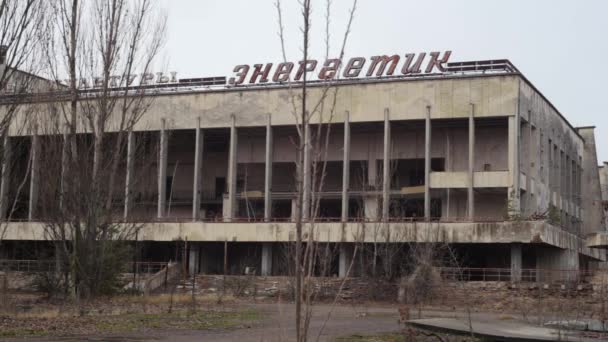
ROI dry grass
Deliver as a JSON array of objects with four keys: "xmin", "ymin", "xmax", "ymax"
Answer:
[{"xmin": 123, "ymin": 292, "xmax": 237, "ymax": 305}]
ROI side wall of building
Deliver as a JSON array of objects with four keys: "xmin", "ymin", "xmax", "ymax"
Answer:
[{"xmin": 518, "ymin": 80, "xmax": 586, "ymax": 234}]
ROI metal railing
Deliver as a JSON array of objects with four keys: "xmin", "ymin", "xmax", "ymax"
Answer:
[
  {"xmin": 0, "ymin": 260, "xmax": 168, "ymax": 274},
  {"xmin": 440, "ymin": 267, "xmax": 595, "ymax": 283},
  {"xmin": 0, "ymin": 259, "xmax": 55, "ymax": 272}
]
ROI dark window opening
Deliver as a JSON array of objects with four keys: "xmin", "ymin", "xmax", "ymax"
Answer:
[
  {"xmin": 272, "ymin": 200, "xmax": 292, "ymax": 219},
  {"xmin": 215, "ymin": 177, "xmax": 226, "ymax": 198},
  {"xmin": 389, "ymin": 198, "xmax": 441, "ymax": 219},
  {"xmin": 165, "ymin": 176, "xmax": 173, "ymax": 201}
]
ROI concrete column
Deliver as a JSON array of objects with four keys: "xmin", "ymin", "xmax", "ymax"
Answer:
[
  {"xmin": 445, "ymin": 129, "xmax": 451, "ymax": 219},
  {"xmin": 468, "ymin": 104, "xmax": 475, "ymax": 220},
  {"xmin": 291, "ymin": 198, "xmax": 297, "ymax": 221},
  {"xmin": 59, "ymin": 127, "xmax": 68, "ymax": 211},
  {"xmin": 536, "ymin": 246, "xmax": 580, "ymax": 282},
  {"xmin": 510, "ymin": 243, "xmax": 522, "ymax": 282},
  {"xmin": 341, "ymin": 111, "xmax": 351, "ymax": 222},
  {"xmin": 302, "ymin": 120, "xmax": 311, "ymax": 221},
  {"xmin": 424, "ymin": 106, "xmax": 431, "ymax": 220},
  {"xmin": 261, "ymin": 243, "xmax": 273, "ymax": 276},
  {"xmin": 508, "ymin": 114, "xmax": 520, "ymax": 214},
  {"xmin": 224, "ymin": 115, "xmax": 238, "ymax": 222},
  {"xmin": 157, "ymin": 119, "xmax": 168, "ymax": 218},
  {"xmin": 339, "ymin": 243, "xmax": 353, "ymax": 278},
  {"xmin": 368, "ymin": 152, "xmax": 377, "ymax": 187},
  {"xmin": 382, "ymin": 108, "xmax": 391, "ymax": 222},
  {"xmin": 28, "ymin": 133, "xmax": 39, "ymax": 221},
  {"xmin": 0, "ymin": 134, "xmax": 11, "ymax": 220},
  {"xmin": 124, "ymin": 130, "xmax": 135, "ymax": 221},
  {"xmin": 364, "ymin": 197, "xmax": 379, "ymax": 221},
  {"xmin": 264, "ymin": 114, "xmax": 273, "ymax": 222},
  {"xmin": 192, "ymin": 118, "xmax": 204, "ymax": 221},
  {"xmin": 188, "ymin": 243, "xmax": 200, "ymax": 275}
]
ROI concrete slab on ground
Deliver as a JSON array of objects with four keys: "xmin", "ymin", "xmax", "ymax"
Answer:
[{"xmin": 408, "ymin": 317, "xmax": 595, "ymax": 341}]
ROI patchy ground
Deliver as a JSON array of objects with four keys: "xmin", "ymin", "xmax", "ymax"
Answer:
[{"xmin": 2, "ymin": 285, "xmax": 608, "ymax": 341}]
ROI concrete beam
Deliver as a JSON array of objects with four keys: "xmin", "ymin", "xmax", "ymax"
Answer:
[
  {"xmin": 124, "ymin": 130, "xmax": 135, "ymax": 220},
  {"xmin": 424, "ymin": 106, "xmax": 431, "ymax": 220},
  {"xmin": 264, "ymin": 114, "xmax": 273, "ymax": 222},
  {"xmin": 28, "ymin": 133, "xmax": 39, "ymax": 221},
  {"xmin": 4, "ymin": 221, "xmax": 605, "ymax": 261},
  {"xmin": 382, "ymin": 108, "xmax": 391, "ymax": 222},
  {"xmin": 157, "ymin": 119, "xmax": 168, "ymax": 218},
  {"xmin": 192, "ymin": 118, "xmax": 203, "ymax": 221},
  {"xmin": 468, "ymin": 104, "xmax": 475, "ymax": 219},
  {"xmin": 341, "ymin": 111, "xmax": 351, "ymax": 222}
]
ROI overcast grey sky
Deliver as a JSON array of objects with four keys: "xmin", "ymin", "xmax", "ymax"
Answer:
[{"xmin": 158, "ymin": 0, "xmax": 608, "ymax": 163}]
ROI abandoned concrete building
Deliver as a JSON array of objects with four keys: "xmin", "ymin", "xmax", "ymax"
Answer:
[{"xmin": 1, "ymin": 58, "xmax": 607, "ymax": 281}]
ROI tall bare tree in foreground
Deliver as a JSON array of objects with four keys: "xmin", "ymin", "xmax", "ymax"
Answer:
[
  {"xmin": 0, "ymin": 0, "xmax": 46, "ymax": 242},
  {"xmin": 275, "ymin": 0, "xmax": 357, "ymax": 340},
  {"xmin": 34, "ymin": 0, "xmax": 166, "ymax": 299}
]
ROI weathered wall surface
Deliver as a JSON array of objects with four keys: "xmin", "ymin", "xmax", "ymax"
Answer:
[
  {"xmin": 10, "ymin": 75, "xmax": 520, "ymax": 135},
  {"xmin": 600, "ymin": 164, "xmax": 608, "ymax": 201},
  {"xmin": 518, "ymin": 80, "xmax": 585, "ymax": 233},
  {"xmin": 3, "ymin": 221, "xmax": 603, "ymax": 260},
  {"xmin": 577, "ymin": 128, "xmax": 604, "ymax": 234}
]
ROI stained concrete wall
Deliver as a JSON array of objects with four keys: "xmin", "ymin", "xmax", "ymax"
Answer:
[
  {"xmin": 599, "ymin": 163, "xmax": 608, "ymax": 230},
  {"xmin": 518, "ymin": 80, "xmax": 586, "ymax": 233},
  {"xmin": 4, "ymin": 73, "xmax": 605, "ymax": 237},
  {"xmin": 577, "ymin": 128, "xmax": 604, "ymax": 234},
  {"xmin": 3, "ymin": 220, "xmax": 604, "ymax": 261},
  {"xmin": 8, "ymin": 74, "xmax": 521, "ymax": 136},
  {"xmin": 600, "ymin": 164, "xmax": 608, "ymax": 201}
]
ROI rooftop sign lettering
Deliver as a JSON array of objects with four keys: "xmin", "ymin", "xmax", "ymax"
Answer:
[
  {"xmin": 229, "ymin": 51, "xmax": 452, "ymax": 85},
  {"xmin": 64, "ymin": 71, "xmax": 178, "ymax": 89}
]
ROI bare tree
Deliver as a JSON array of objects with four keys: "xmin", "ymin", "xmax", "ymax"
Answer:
[
  {"xmin": 275, "ymin": 0, "xmax": 357, "ymax": 340},
  {"xmin": 33, "ymin": 0, "xmax": 166, "ymax": 300},
  {"xmin": 0, "ymin": 0, "xmax": 46, "ymax": 243}
]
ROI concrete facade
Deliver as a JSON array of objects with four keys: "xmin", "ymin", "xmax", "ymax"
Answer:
[{"xmin": 2, "ymin": 63, "xmax": 606, "ymax": 279}]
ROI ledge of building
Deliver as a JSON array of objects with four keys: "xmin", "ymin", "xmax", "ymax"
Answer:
[
  {"xmin": 586, "ymin": 232, "xmax": 608, "ymax": 249},
  {"xmin": 5, "ymin": 220, "xmax": 604, "ymax": 261}
]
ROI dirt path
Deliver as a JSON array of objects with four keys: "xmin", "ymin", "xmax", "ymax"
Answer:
[
  {"xmin": 25, "ymin": 303, "xmax": 403, "ymax": 342},
  {"xmin": 166, "ymin": 303, "xmax": 402, "ymax": 342}
]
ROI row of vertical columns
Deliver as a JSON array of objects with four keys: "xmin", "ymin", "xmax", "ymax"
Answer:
[
  {"xmin": 341, "ymin": 111, "xmax": 350, "ymax": 222},
  {"xmin": 157, "ymin": 119, "xmax": 168, "ymax": 218},
  {"xmin": 264, "ymin": 115, "xmax": 273, "ymax": 222},
  {"xmin": 192, "ymin": 118, "xmax": 204, "ymax": 221},
  {"xmin": 382, "ymin": 108, "xmax": 391, "ymax": 222},
  {"xmin": 468, "ymin": 104, "xmax": 475, "ymax": 219}
]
